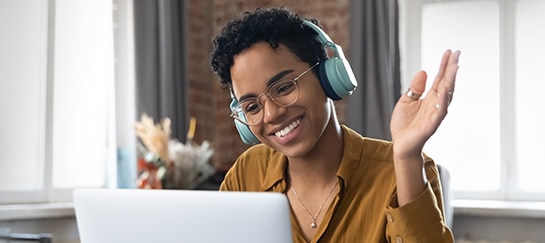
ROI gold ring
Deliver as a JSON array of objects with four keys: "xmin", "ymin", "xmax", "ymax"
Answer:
[{"xmin": 406, "ymin": 89, "xmax": 421, "ymax": 100}]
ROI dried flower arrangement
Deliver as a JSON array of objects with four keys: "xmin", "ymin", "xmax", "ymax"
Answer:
[{"xmin": 135, "ymin": 113, "xmax": 215, "ymax": 189}]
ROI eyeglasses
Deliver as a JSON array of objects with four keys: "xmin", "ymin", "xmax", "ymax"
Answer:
[{"xmin": 231, "ymin": 62, "xmax": 319, "ymax": 126}]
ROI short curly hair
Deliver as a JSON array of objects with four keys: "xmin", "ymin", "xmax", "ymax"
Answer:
[{"xmin": 210, "ymin": 7, "xmax": 327, "ymax": 88}]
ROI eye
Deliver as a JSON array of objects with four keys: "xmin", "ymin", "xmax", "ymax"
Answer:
[
  {"xmin": 241, "ymin": 100, "xmax": 261, "ymax": 115},
  {"xmin": 272, "ymin": 80, "xmax": 296, "ymax": 96}
]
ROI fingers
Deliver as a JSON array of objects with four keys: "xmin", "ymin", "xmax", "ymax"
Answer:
[
  {"xmin": 405, "ymin": 49, "xmax": 461, "ymax": 108},
  {"xmin": 430, "ymin": 49, "xmax": 453, "ymax": 91},
  {"xmin": 433, "ymin": 50, "xmax": 460, "ymax": 111},
  {"xmin": 443, "ymin": 50, "xmax": 460, "ymax": 104},
  {"xmin": 431, "ymin": 49, "xmax": 460, "ymax": 95}
]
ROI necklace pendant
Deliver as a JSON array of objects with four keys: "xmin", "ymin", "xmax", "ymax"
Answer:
[{"xmin": 310, "ymin": 222, "xmax": 317, "ymax": 229}]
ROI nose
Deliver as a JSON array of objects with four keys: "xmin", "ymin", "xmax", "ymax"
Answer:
[{"xmin": 261, "ymin": 95, "xmax": 287, "ymax": 124}]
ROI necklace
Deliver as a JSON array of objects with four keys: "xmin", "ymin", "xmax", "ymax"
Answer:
[{"xmin": 291, "ymin": 179, "xmax": 338, "ymax": 229}]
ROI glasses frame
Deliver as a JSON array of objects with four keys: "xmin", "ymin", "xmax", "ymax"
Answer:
[{"xmin": 230, "ymin": 62, "xmax": 320, "ymax": 126}]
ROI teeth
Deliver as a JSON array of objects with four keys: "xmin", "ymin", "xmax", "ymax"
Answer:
[{"xmin": 275, "ymin": 119, "xmax": 301, "ymax": 137}]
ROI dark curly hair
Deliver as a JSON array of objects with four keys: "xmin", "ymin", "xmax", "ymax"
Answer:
[{"xmin": 210, "ymin": 7, "xmax": 327, "ymax": 88}]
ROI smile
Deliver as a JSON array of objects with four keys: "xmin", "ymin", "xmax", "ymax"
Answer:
[{"xmin": 275, "ymin": 119, "xmax": 301, "ymax": 137}]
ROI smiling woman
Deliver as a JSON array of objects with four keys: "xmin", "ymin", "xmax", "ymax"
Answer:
[{"xmin": 0, "ymin": 0, "xmax": 116, "ymax": 204}]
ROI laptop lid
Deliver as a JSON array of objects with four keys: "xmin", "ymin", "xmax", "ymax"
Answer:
[{"xmin": 73, "ymin": 188, "xmax": 293, "ymax": 243}]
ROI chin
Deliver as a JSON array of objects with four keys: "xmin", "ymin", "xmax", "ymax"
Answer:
[{"xmin": 267, "ymin": 139, "xmax": 314, "ymax": 158}]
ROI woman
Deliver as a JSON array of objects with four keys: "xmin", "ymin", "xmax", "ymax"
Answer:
[{"xmin": 210, "ymin": 7, "xmax": 460, "ymax": 242}]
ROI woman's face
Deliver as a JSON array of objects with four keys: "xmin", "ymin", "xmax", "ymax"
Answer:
[{"xmin": 230, "ymin": 41, "xmax": 333, "ymax": 158}]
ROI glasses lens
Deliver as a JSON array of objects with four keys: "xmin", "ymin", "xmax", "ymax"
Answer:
[
  {"xmin": 236, "ymin": 100, "xmax": 261, "ymax": 125},
  {"xmin": 270, "ymin": 80, "xmax": 298, "ymax": 106}
]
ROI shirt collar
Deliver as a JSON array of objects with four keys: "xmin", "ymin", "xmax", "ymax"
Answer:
[
  {"xmin": 261, "ymin": 151, "xmax": 288, "ymax": 192},
  {"xmin": 337, "ymin": 125, "xmax": 365, "ymax": 192},
  {"xmin": 259, "ymin": 125, "xmax": 365, "ymax": 192}
]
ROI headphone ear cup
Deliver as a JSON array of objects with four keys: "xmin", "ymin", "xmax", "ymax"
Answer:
[
  {"xmin": 318, "ymin": 61, "xmax": 341, "ymax": 100},
  {"xmin": 303, "ymin": 20, "xmax": 357, "ymax": 100},
  {"xmin": 230, "ymin": 98, "xmax": 260, "ymax": 145},
  {"xmin": 318, "ymin": 55, "xmax": 357, "ymax": 100},
  {"xmin": 233, "ymin": 119, "xmax": 260, "ymax": 145}
]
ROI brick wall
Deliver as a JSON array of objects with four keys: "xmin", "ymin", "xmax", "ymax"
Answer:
[{"xmin": 186, "ymin": 0, "xmax": 351, "ymax": 170}]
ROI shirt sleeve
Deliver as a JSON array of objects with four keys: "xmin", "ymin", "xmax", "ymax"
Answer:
[{"xmin": 384, "ymin": 182, "xmax": 454, "ymax": 242}]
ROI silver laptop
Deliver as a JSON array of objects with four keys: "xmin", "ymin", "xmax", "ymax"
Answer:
[{"xmin": 73, "ymin": 188, "xmax": 293, "ymax": 243}]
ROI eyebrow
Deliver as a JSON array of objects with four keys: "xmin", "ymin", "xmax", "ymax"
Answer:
[{"xmin": 238, "ymin": 69, "xmax": 294, "ymax": 101}]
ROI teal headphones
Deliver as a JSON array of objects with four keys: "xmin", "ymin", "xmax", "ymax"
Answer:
[{"xmin": 230, "ymin": 20, "xmax": 358, "ymax": 144}]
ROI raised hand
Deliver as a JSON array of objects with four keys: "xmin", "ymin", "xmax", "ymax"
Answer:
[
  {"xmin": 390, "ymin": 49, "xmax": 460, "ymax": 206},
  {"xmin": 390, "ymin": 49, "xmax": 461, "ymax": 159}
]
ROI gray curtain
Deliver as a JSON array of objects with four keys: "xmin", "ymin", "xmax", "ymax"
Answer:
[
  {"xmin": 347, "ymin": 0, "xmax": 401, "ymax": 140},
  {"xmin": 133, "ymin": 0, "xmax": 188, "ymax": 141}
]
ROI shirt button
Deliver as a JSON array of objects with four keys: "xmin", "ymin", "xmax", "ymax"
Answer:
[
  {"xmin": 396, "ymin": 236, "xmax": 403, "ymax": 243},
  {"xmin": 386, "ymin": 213, "xmax": 394, "ymax": 222}
]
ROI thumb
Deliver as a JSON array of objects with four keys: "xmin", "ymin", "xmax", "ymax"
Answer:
[{"xmin": 409, "ymin": 70, "xmax": 428, "ymax": 95}]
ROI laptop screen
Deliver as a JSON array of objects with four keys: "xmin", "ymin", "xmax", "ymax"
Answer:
[{"xmin": 73, "ymin": 188, "xmax": 292, "ymax": 243}]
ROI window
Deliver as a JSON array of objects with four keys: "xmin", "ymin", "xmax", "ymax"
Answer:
[
  {"xmin": 0, "ymin": 0, "xmax": 116, "ymax": 204},
  {"xmin": 400, "ymin": 0, "xmax": 545, "ymax": 201},
  {"xmin": 0, "ymin": 0, "xmax": 49, "ymax": 203}
]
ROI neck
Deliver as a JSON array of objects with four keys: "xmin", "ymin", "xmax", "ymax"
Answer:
[{"xmin": 288, "ymin": 117, "xmax": 343, "ymax": 186}]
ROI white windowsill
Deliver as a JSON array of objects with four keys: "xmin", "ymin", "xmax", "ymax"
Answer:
[
  {"xmin": 453, "ymin": 199, "xmax": 545, "ymax": 219},
  {"xmin": 0, "ymin": 202, "xmax": 75, "ymax": 221},
  {"xmin": 1, "ymin": 200, "xmax": 545, "ymax": 221}
]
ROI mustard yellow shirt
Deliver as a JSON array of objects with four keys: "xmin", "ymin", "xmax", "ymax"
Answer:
[{"xmin": 220, "ymin": 125, "xmax": 454, "ymax": 242}]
